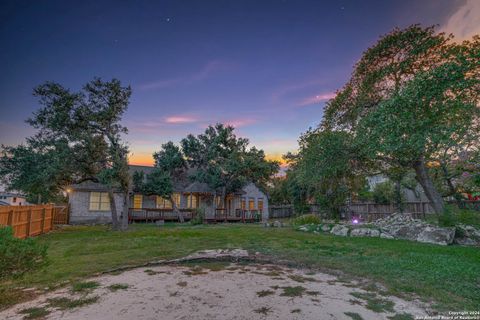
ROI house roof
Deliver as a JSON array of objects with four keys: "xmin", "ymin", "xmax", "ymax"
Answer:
[
  {"xmin": 0, "ymin": 200, "xmax": 9, "ymax": 206},
  {"xmin": 184, "ymin": 181, "xmax": 214, "ymax": 194},
  {"xmin": 0, "ymin": 192, "xmax": 26, "ymax": 198},
  {"xmin": 70, "ymin": 180, "xmax": 112, "ymax": 192}
]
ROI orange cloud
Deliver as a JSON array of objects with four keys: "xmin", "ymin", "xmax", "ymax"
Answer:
[
  {"xmin": 165, "ymin": 116, "xmax": 198, "ymax": 124},
  {"xmin": 298, "ymin": 92, "xmax": 336, "ymax": 106}
]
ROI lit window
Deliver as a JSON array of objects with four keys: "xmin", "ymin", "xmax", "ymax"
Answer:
[
  {"xmin": 241, "ymin": 198, "xmax": 246, "ymax": 210},
  {"xmin": 172, "ymin": 193, "xmax": 181, "ymax": 208},
  {"xmin": 215, "ymin": 196, "xmax": 222, "ymax": 208},
  {"xmin": 249, "ymin": 198, "xmax": 255, "ymax": 210},
  {"xmin": 258, "ymin": 199, "xmax": 264, "ymax": 212},
  {"xmin": 133, "ymin": 195, "xmax": 143, "ymax": 209},
  {"xmin": 187, "ymin": 194, "xmax": 198, "ymax": 208},
  {"xmin": 156, "ymin": 196, "xmax": 172, "ymax": 209},
  {"xmin": 89, "ymin": 192, "xmax": 110, "ymax": 211}
]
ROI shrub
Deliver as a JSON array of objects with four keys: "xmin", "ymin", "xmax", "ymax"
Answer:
[
  {"xmin": 0, "ymin": 226, "xmax": 48, "ymax": 279},
  {"xmin": 190, "ymin": 208, "xmax": 205, "ymax": 225},
  {"xmin": 372, "ymin": 181, "xmax": 395, "ymax": 205},
  {"xmin": 292, "ymin": 214, "xmax": 321, "ymax": 226}
]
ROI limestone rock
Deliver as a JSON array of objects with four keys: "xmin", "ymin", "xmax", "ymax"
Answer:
[
  {"xmin": 350, "ymin": 228, "xmax": 380, "ymax": 237},
  {"xmin": 330, "ymin": 224, "xmax": 349, "ymax": 236}
]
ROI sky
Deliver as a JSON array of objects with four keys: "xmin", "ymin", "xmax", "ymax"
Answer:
[{"xmin": 0, "ymin": 0, "xmax": 478, "ymax": 167}]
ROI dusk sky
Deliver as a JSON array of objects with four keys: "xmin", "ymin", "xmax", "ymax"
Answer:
[{"xmin": 1, "ymin": 0, "xmax": 479, "ymax": 166}]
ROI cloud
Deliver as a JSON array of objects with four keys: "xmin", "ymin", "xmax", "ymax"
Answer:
[
  {"xmin": 441, "ymin": 0, "xmax": 480, "ymax": 41},
  {"xmin": 298, "ymin": 92, "xmax": 336, "ymax": 106},
  {"xmin": 164, "ymin": 115, "xmax": 199, "ymax": 124},
  {"xmin": 139, "ymin": 60, "xmax": 232, "ymax": 90},
  {"xmin": 223, "ymin": 118, "xmax": 257, "ymax": 128},
  {"xmin": 271, "ymin": 79, "xmax": 326, "ymax": 102}
]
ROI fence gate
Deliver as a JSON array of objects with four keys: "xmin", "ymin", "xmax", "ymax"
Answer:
[{"xmin": 53, "ymin": 206, "xmax": 69, "ymax": 225}]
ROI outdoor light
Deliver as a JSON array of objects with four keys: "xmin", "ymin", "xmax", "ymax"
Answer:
[{"xmin": 352, "ymin": 218, "xmax": 359, "ymax": 224}]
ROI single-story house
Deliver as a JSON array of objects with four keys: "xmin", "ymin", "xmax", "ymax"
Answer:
[
  {"xmin": 0, "ymin": 192, "xmax": 28, "ymax": 206},
  {"xmin": 68, "ymin": 165, "xmax": 269, "ymax": 224}
]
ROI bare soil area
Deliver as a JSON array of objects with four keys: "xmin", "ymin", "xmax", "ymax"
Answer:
[{"xmin": 1, "ymin": 260, "xmax": 427, "ymax": 320}]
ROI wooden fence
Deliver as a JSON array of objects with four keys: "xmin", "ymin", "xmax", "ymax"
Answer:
[
  {"xmin": 269, "ymin": 205, "xmax": 294, "ymax": 219},
  {"xmin": 52, "ymin": 206, "xmax": 69, "ymax": 224},
  {"xmin": 0, "ymin": 204, "xmax": 54, "ymax": 238}
]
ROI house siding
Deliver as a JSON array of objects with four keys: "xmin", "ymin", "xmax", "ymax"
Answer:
[
  {"xmin": 241, "ymin": 183, "xmax": 269, "ymax": 221},
  {"xmin": 69, "ymin": 190, "xmax": 124, "ymax": 224}
]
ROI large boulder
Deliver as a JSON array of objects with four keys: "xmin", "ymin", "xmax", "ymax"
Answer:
[
  {"xmin": 330, "ymin": 224, "xmax": 350, "ymax": 236},
  {"xmin": 350, "ymin": 227, "xmax": 380, "ymax": 237},
  {"xmin": 416, "ymin": 226, "xmax": 455, "ymax": 246},
  {"xmin": 454, "ymin": 225, "xmax": 480, "ymax": 246},
  {"xmin": 373, "ymin": 213, "xmax": 456, "ymax": 245}
]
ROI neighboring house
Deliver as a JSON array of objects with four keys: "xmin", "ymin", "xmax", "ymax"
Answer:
[
  {"xmin": 366, "ymin": 174, "xmax": 429, "ymax": 202},
  {"xmin": 68, "ymin": 165, "xmax": 269, "ymax": 224},
  {"xmin": 0, "ymin": 192, "xmax": 28, "ymax": 206}
]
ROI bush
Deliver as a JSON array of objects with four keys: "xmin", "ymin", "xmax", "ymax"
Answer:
[
  {"xmin": 190, "ymin": 208, "xmax": 205, "ymax": 225},
  {"xmin": 437, "ymin": 205, "xmax": 480, "ymax": 228},
  {"xmin": 372, "ymin": 181, "xmax": 395, "ymax": 205},
  {"xmin": 0, "ymin": 226, "xmax": 48, "ymax": 279},
  {"xmin": 292, "ymin": 214, "xmax": 321, "ymax": 226}
]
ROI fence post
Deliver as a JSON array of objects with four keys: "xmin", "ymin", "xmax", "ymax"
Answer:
[
  {"xmin": 26, "ymin": 208, "xmax": 32, "ymax": 237},
  {"xmin": 41, "ymin": 208, "xmax": 46, "ymax": 233},
  {"xmin": 7, "ymin": 209, "xmax": 14, "ymax": 226}
]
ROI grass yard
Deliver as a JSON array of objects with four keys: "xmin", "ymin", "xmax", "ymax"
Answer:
[{"xmin": 1, "ymin": 223, "xmax": 479, "ymax": 312}]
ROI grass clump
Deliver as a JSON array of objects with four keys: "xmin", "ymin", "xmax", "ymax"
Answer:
[
  {"xmin": 280, "ymin": 286, "xmax": 306, "ymax": 297},
  {"xmin": 47, "ymin": 296, "xmax": 99, "ymax": 310},
  {"xmin": 344, "ymin": 312, "xmax": 364, "ymax": 320},
  {"xmin": 19, "ymin": 307, "xmax": 50, "ymax": 319},
  {"xmin": 350, "ymin": 292, "xmax": 395, "ymax": 313},
  {"xmin": 254, "ymin": 306, "xmax": 272, "ymax": 315},
  {"xmin": 107, "ymin": 283, "xmax": 129, "ymax": 292},
  {"xmin": 287, "ymin": 274, "xmax": 317, "ymax": 283},
  {"xmin": 256, "ymin": 290, "xmax": 275, "ymax": 297},
  {"xmin": 292, "ymin": 214, "xmax": 321, "ymax": 226},
  {"xmin": 0, "ymin": 226, "xmax": 48, "ymax": 279},
  {"xmin": 71, "ymin": 281, "xmax": 100, "ymax": 293},
  {"xmin": 291, "ymin": 308, "xmax": 301, "ymax": 313}
]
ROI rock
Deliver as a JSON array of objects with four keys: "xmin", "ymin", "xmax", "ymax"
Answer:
[
  {"xmin": 350, "ymin": 228, "xmax": 380, "ymax": 237},
  {"xmin": 330, "ymin": 224, "xmax": 350, "ymax": 236},
  {"xmin": 273, "ymin": 220, "xmax": 282, "ymax": 228},
  {"xmin": 379, "ymin": 232, "xmax": 394, "ymax": 239},
  {"xmin": 415, "ymin": 226, "xmax": 455, "ymax": 245},
  {"xmin": 263, "ymin": 222, "xmax": 271, "ymax": 228},
  {"xmin": 298, "ymin": 225, "xmax": 309, "ymax": 232},
  {"xmin": 454, "ymin": 224, "xmax": 480, "ymax": 246},
  {"xmin": 321, "ymin": 224, "xmax": 331, "ymax": 232},
  {"xmin": 180, "ymin": 249, "xmax": 249, "ymax": 261}
]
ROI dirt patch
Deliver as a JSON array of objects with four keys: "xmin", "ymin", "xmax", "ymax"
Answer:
[{"xmin": 1, "ymin": 254, "xmax": 428, "ymax": 319}]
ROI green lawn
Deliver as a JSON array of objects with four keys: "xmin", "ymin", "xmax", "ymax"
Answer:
[{"xmin": 2, "ymin": 223, "xmax": 479, "ymax": 311}]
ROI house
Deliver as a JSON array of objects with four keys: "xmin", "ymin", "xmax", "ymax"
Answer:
[
  {"xmin": 0, "ymin": 192, "xmax": 28, "ymax": 206},
  {"xmin": 68, "ymin": 165, "xmax": 269, "ymax": 224}
]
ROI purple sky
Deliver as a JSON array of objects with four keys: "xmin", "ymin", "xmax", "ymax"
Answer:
[{"xmin": 0, "ymin": 0, "xmax": 477, "ymax": 166}]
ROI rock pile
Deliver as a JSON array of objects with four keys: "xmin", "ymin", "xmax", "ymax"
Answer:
[{"xmin": 297, "ymin": 213, "xmax": 480, "ymax": 246}]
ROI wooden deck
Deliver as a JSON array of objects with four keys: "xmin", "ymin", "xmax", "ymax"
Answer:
[{"xmin": 129, "ymin": 208, "xmax": 262, "ymax": 223}]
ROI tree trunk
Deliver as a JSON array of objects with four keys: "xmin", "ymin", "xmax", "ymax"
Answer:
[
  {"xmin": 108, "ymin": 189, "xmax": 119, "ymax": 230},
  {"xmin": 413, "ymin": 159, "xmax": 444, "ymax": 214},
  {"xmin": 393, "ymin": 180, "xmax": 404, "ymax": 213},
  {"xmin": 171, "ymin": 195, "xmax": 184, "ymax": 223},
  {"xmin": 120, "ymin": 191, "xmax": 129, "ymax": 231},
  {"xmin": 441, "ymin": 163, "xmax": 462, "ymax": 207}
]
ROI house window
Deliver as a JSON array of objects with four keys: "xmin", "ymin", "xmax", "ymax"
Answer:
[
  {"xmin": 89, "ymin": 192, "xmax": 110, "ymax": 211},
  {"xmin": 215, "ymin": 196, "xmax": 222, "ymax": 208},
  {"xmin": 13, "ymin": 197, "xmax": 16, "ymax": 203},
  {"xmin": 133, "ymin": 195, "xmax": 143, "ymax": 209},
  {"xmin": 156, "ymin": 196, "xmax": 172, "ymax": 209},
  {"xmin": 187, "ymin": 194, "xmax": 198, "ymax": 209},
  {"xmin": 172, "ymin": 192, "xmax": 181, "ymax": 208},
  {"xmin": 241, "ymin": 198, "xmax": 246, "ymax": 210},
  {"xmin": 258, "ymin": 199, "xmax": 264, "ymax": 212},
  {"xmin": 249, "ymin": 198, "xmax": 255, "ymax": 210}
]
